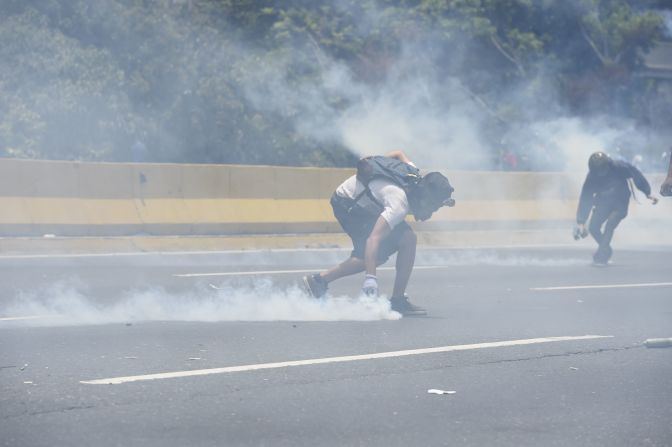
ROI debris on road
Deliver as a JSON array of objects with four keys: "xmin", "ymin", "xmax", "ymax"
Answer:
[
  {"xmin": 19, "ymin": 364, "xmax": 28, "ymax": 371},
  {"xmin": 188, "ymin": 357, "xmax": 201, "ymax": 360},
  {"xmin": 569, "ymin": 367, "xmax": 579, "ymax": 371},
  {"xmin": 124, "ymin": 356, "xmax": 138, "ymax": 360},
  {"xmin": 643, "ymin": 338, "xmax": 672, "ymax": 348},
  {"xmin": 427, "ymin": 389, "xmax": 456, "ymax": 395}
]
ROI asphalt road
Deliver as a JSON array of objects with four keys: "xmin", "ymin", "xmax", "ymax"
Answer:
[{"xmin": 1, "ymin": 245, "xmax": 671, "ymax": 446}]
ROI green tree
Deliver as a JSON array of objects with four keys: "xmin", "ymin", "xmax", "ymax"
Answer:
[
  {"xmin": 0, "ymin": 0, "xmax": 667, "ymax": 167},
  {"xmin": 0, "ymin": 8, "xmax": 131, "ymax": 160},
  {"xmin": 578, "ymin": 0, "xmax": 663, "ymax": 68}
]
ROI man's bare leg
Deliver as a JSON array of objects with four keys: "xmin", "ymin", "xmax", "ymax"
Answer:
[
  {"xmin": 319, "ymin": 254, "xmax": 389, "ymax": 285},
  {"xmin": 320, "ymin": 257, "xmax": 366, "ymax": 283},
  {"xmin": 392, "ymin": 228, "xmax": 417, "ymax": 297}
]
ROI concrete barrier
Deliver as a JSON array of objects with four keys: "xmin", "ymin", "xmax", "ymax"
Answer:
[{"xmin": 0, "ymin": 158, "xmax": 670, "ymax": 252}]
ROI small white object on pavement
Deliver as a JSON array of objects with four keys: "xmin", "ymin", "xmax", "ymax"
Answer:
[
  {"xmin": 428, "ymin": 389, "xmax": 456, "ymax": 395},
  {"xmin": 644, "ymin": 338, "xmax": 672, "ymax": 348}
]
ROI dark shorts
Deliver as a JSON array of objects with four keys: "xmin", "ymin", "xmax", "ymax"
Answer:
[{"xmin": 331, "ymin": 193, "xmax": 411, "ymax": 263}]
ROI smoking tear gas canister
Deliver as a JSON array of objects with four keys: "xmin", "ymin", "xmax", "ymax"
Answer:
[{"xmin": 643, "ymin": 338, "xmax": 672, "ymax": 348}]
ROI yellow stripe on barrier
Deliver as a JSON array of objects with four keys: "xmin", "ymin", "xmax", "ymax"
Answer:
[
  {"xmin": 2, "ymin": 159, "xmax": 669, "ymax": 241},
  {"xmin": 0, "ymin": 197, "xmax": 579, "ymax": 225}
]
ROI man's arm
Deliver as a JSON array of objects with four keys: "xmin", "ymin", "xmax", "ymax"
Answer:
[
  {"xmin": 576, "ymin": 174, "xmax": 594, "ymax": 224},
  {"xmin": 364, "ymin": 216, "xmax": 391, "ymax": 275},
  {"xmin": 573, "ymin": 176, "xmax": 593, "ymax": 239},
  {"xmin": 627, "ymin": 163, "xmax": 652, "ymax": 196},
  {"xmin": 661, "ymin": 150, "xmax": 672, "ymax": 197},
  {"xmin": 627, "ymin": 163, "xmax": 658, "ymax": 204},
  {"xmin": 360, "ymin": 216, "xmax": 392, "ymax": 296},
  {"xmin": 384, "ymin": 150, "xmax": 412, "ymax": 165}
]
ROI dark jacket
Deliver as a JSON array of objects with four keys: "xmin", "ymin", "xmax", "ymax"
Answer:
[{"xmin": 576, "ymin": 160, "xmax": 651, "ymax": 224}]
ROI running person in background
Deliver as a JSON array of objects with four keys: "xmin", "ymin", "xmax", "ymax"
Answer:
[
  {"xmin": 574, "ymin": 151, "xmax": 658, "ymax": 265},
  {"xmin": 302, "ymin": 151, "xmax": 455, "ymax": 316},
  {"xmin": 660, "ymin": 149, "xmax": 672, "ymax": 197}
]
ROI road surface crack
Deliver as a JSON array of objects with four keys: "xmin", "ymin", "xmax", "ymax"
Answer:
[{"xmin": 474, "ymin": 345, "xmax": 640, "ymax": 367}]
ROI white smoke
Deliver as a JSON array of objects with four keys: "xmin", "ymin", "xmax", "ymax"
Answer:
[
  {"xmin": 235, "ymin": 4, "xmax": 670, "ymax": 173},
  {"xmin": 240, "ymin": 38, "xmax": 490, "ymax": 170},
  {"xmin": 417, "ymin": 250, "xmax": 587, "ymax": 267},
  {"xmin": 527, "ymin": 117, "xmax": 622, "ymax": 173},
  {"xmin": 1, "ymin": 278, "xmax": 400, "ymax": 327},
  {"xmin": 660, "ymin": 10, "xmax": 672, "ymax": 37},
  {"xmin": 336, "ymin": 74, "xmax": 488, "ymax": 169}
]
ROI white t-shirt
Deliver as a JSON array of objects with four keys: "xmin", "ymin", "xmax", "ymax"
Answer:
[{"xmin": 335, "ymin": 174, "xmax": 410, "ymax": 229}]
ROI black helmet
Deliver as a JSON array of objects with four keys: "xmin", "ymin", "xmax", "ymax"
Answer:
[
  {"xmin": 424, "ymin": 172, "xmax": 454, "ymax": 204},
  {"xmin": 410, "ymin": 172, "xmax": 455, "ymax": 221},
  {"xmin": 588, "ymin": 151, "xmax": 611, "ymax": 176}
]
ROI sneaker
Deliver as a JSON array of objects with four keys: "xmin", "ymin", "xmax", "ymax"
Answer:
[
  {"xmin": 592, "ymin": 245, "xmax": 612, "ymax": 266},
  {"xmin": 390, "ymin": 294, "xmax": 427, "ymax": 316},
  {"xmin": 302, "ymin": 274, "xmax": 328, "ymax": 298}
]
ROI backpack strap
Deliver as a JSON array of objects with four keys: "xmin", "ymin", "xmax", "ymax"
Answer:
[{"xmin": 351, "ymin": 186, "xmax": 383, "ymax": 213}]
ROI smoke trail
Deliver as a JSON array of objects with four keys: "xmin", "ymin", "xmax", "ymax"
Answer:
[{"xmin": 1, "ymin": 278, "xmax": 400, "ymax": 327}]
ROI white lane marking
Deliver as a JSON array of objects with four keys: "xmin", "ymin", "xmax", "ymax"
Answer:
[
  {"xmin": 0, "ymin": 315, "xmax": 50, "ymax": 322},
  {"xmin": 531, "ymin": 282, "xmax": 672, "ymax": 291},
  {"xmin": 174, "ymin": 265, "xmax": 449, "ymax": 278},
  {"xmin": 175, "ymin": 268, "xmax": 327, "ymax": 277},
  {"xmin": 81, "ymin": 335, "xmax": 611, "ymax": 385}
]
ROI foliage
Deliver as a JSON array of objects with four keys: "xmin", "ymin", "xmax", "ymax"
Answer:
[{"xmin": 0, "ymin": 0, "xmax": 667, "ymax": 167}]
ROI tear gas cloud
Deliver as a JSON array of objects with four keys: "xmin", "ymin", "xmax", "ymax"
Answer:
[
  {"xmin": 2, "ymin": 278, "xmax": 400, "ymax": 327},
  {"xmin": 243, "ymin": 43, "xmax": 491, "ymax": 169},
  {"xmin": 4, "ymin": 1, "xmax": 669, "ymax": 172},
  {"xmin": 661, "ymin": 10, "xmax": 672, "ymax": 37},
  {"xmin": 236, "ymin": 4, "xmax": 671, "ymax": 174},
  {"xmin": 1, "ymin": 249, "xmax": 592, "ymax": 328}
]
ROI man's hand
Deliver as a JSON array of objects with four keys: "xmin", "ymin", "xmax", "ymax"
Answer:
[
  {"xmin": 647, "ymin": 195, "xmax": 659, "ymax": 205},
  {"xmin": 573, "ymin": 223, "xmax": 588, "ymax": 240},
  {"xmin": 361, "ymin": 274, "xmax": 379, "ymax": 297},
  {"xmin": 660, "ymin": 178, "xmax": 672, "ymax": 197}
]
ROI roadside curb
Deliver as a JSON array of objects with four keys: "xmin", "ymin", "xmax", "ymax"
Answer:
[{"xmin": 0, "ymin": 230, "xmax": 575, "ymax": 256}]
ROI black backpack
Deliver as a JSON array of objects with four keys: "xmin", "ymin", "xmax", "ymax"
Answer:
[
  {"xmin": 353, "ymin": 156, "xmax": 454, "ymax": 223},
  {"xmin": 356, "ymin": 156, "xmax": 422, "ymax": 191},
  {"xmin": 341, "ymin": 156, "xmax": 423, "ymax": 226}
]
